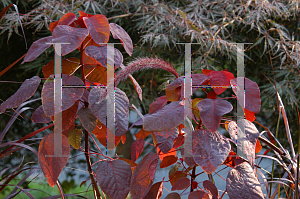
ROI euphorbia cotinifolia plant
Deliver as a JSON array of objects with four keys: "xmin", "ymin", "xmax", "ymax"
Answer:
[{"xmin": 1, "ymin": 11, "xmax": 278, "ymax": 199}]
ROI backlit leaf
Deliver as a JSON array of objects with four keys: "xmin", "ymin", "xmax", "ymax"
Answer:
[
  {"xmin": 226, "ymin": 162, "xmax": 264, "ymax": 199},
  {"xmin": 207, "ymin": 70, "xmax": 235, "ymax": 95},
  {"xmin": 173, "ymin": 135, "xmax": 184, "ymax": 149},
  {"xmin": 255, "ymin": 140, "xmax": 262, "ymax": 153},
  {"xmin": 110, "ymin": 23, "xmax": 133, "ymax": 56},
  {"xmin": 149, "ymin": 96, "xmax": 168, "ymax": 114},
  {"xmin": 160, "ymin": 155, "xmax": 178, "ymax": 168},
  {"xmin": 166, "ymin": 193, "xmax": 181, "ymax": 199},
  {"xmin": 38, "ymin": 133, "xmax": 70, "ymax": 187},
  {"xmin": 42, "ymin": 74, "xmax": 84, "ymax": 116},
  {"xmin": 197, "ymin": 99, "xmax": 233, "ymax": 132},
  {"xmin": 143, "ymin": 181, "xmax": 163, "ymax": 199},
  {"xmin": 191, "ymin": 98, "xmax": 203, "ymax": 119},
  {"xmin": 166, "ymin": 77, "xmax": 184, "ymax": 101},
  {"xmin": 169, "ymin": 171, "xmax": 187, "ymax": 186},
  {"xmin": 153, "ymin": 128, "xmax": 178, "ymax": 153},
  {"xmin": 244, "ymin": 108, "xmax": 256, "ymax": 122},
  {"xmin": 52, "ymin": 25, "xmax": 89, "ymax": 56},
  {"xmin": 207, "ymin": 91, "xmax": 217, "ymax": 99},
  {"xmin": 157, "ymin": 147, "xmax": 176, "ymax": 161},
  {"xmin": 78, "ymin": 107, "xmax": 97, "ymax": 133},
  {"xmin": 171, "ymin": 177, "xmax": 190, "ymax": 191},
  {"xmin": 0, "ymin": 76, "xmax": 40, "ymax": 113},
  {"xmin": 121, "ymin": 134, "xmax": 126, "ymax": 144},
  {"xmin": 143, "ymin": 101, "xmax": 184, "ymax": 132},
  {"xmin": 83, "ymin": 15, "xmax": 110, "ymax": 44},
  {"xmin": 89, "ymin": 87, "xmax": 129, "ymax": 136},
  {"xmin": 135, "ymin": 128, "xmax": 151, "ymax": 140},
  {"xmin": 188, "ymin": 190, "xmax": 211, "ymax": 199},
  {"xmin": 119, "ymin": 158, "xmax": 137, "ymax": 170},
  {"xmin": 22, "ymin": 36, "xmax": 52, "ymax": 63},
  {"xmin": 131, "ymin": 139, "xmax": 145, "ymax": 162},
  {"xmin": 42, "ymin": 57, "xmax": 80, "ymax": 78},
  {"xmin": 84, "ymin": 65, "xmax": 107, "ymax": 85},
  {"xmin": 31, "ymin": 105, "xmax": 52, "ymax": 123},
  {"xmin": 230, "ymin": 77, "xmax": 261, "ymax": 113},
  {"xmin": 130, "ymin": 152, "xmax": 159, "ymax": 199},
  {"xmin": 68, "ymin": 129, "xmax": 83, "ymax": 149},
  {"xmin": 203, "ymin": 180, "xmax": 219, "ymax": 199},
  {"xmin": 191, "ymin": 129, "xmax": 231, "ymax": 174},
  {"xmin": 57, "ymin": 13, "xmax": 76, "ymax": 26},
  {"xmin": 96, "ymin": 159, "xmax": 132, "ymax": 199}
]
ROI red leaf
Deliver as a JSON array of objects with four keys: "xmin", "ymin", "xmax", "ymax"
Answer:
[
  {"xmin": 197, "ymin": 99, "xmax": 233, "ymax": 132},
  {"xmin": 223, "ymin": 151, "xmax": 237, "ymax": 168},
  {"xmin": 79, "ymin": 11, "xmax": 94, "ymax": 17},
  {"xmin": 84, "ymin": 45, "xmax": 123, "ymax": 68},
  {"xmin": 169, "ymin": 171, "xmax": 187, "ymax": 186},
  {"xmin": 165, "ymin": 192, "xmax": 181, "ymax": 199},
  {"xmin": 207, "ymin": 91, "xmax": 217, "ymax": 99},
  {"xmin": 188, "ymin": 190, "xmax": 211, "ymax": 199},
  {"xmin": 255, "ymin": 139, "xmax": 262, "ymax": 153},
  {"xmin": 119, "ymin": 158, "xmax": 137, "ymax": 170},
  {"xmin": 166, "ymin": 77, "xmax": 184, "ymax": 101},
  {"xmin": 0, "ymin": 4, "xmax": 13, "ymax": 20},
  {"xmin": 230, "ymin": 77, "xmax": 261, "ymax": 113},
  {"xmin": 42, "ymin": 57, "xmax": 80, "ymax": 78},
  {"xmin": 22, "ymin": 36, "xmax": 52, "ymax": 63},
  {"xmin": 77, "ymin": 107, "xmax": 97, "ymax": 133},
  {"xmin": 157, "ymin": 147, "xmax": 176, "ymax": 161},
  {"xmin": 52, "ymin": 25, "xmax": 89, "ymax": 56},
  {"xmin": 131, "ymin": 139, "xmax": 145, "ymax": 162},
  {"xmin": 130, "ymin": 152, "xmax": 159, "ymax": 199},
  {"xmin": 160, "ymin": 155, "xmax": 178, "ymax": 168},
  {"xmin": 244, "ymin": 108, "xmax": 256, "ymax": 122},
  {"xmin": 0, "ymin": 76, "xmax": 40, "ymax": 113},
  {"xmin": 191, "ymin": 181, "xmax": 198, "ymax": 189},
  {"xmin": 95, "ymin": 159, "xmax": 132, "ymax": 199},
  {"xmin": 181, "ymin": 148, "xmax": 196, "ymax": 168},
  {"xmin": 180, "ymin": 73, "xmax": 211, "ymax": 97},
  {"xmin": 203, "ymin": 180, "xmax": 219, "ymax": 199},
  {"xmin": 191, "ymin": 129, "xmax": 231, "ymax": 174},
  {"xmin": 226, "ymin": 162, "xmax": 264, "ymax": 199},
  {"xmin": 42, "ymin": 74, "xmax": 84, "ymax": 116},
  {"xmin": 57, "ymin": 13, "xmax": 76, "ymax": 26},
  {"xmin": 128, "ymin": 74, "xmax": 143, "ymax": 101},
  {"xmin": 32, "ymin": 105, "xmax": 52, "ymax": 123},
  {"xmin": 153, "ymin": 128, "xmax": 178, "ymax": 154},
  {"xmin": 84, "ymin": 64, "xmax": 107, "ymax": 85},
  {"xmin": 110, "ymin": 23, "xmax": 133, "ymax": 56},
  {"xmin": 121, "ymin": 134, "xmax": 126, "ymax": 144},
  {"xmin": 49, "ymin": 21, "xmax": 59, "ymax": 32},
  {"xmin": 149, "ymin": 96, "xmax": 168, "ymax": 114},
  {"xmin": 143, "ymin": 101, "xmax": 184, "ymax": 132},
  {"xmin": 171, "ymin": 177, "xmax": 190, "ymax": 191},
  {"xmin": 207, "ymin": 70, "xmax": 235, "ymax": 95},
  {"xmin": 143, "ymin": 181, "xmax": 163, "ymax": 199},
  {"xmin": 38, "ymin": 133, "xmax": 70, "ymax": 187},
  {"xmin": 83, "ymin": 15, "xmax": 110, "ymax": 44},
  {"xmin": 135, "ymin": 128, "xmax": 151, "ymax": 140},
  {"xmin": 202, "ymin": 69, "xmax": 213, "ymax": 75},
  {"xmin": 173, "ymin": 135, "xmax": 184, "ymax": 149}
]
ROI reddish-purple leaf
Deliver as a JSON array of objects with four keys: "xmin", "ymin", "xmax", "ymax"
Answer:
[
  {"xmin": 153, "ymin": 128, "xmax": 178, "ymax": 153},
  {"xmin": 22, "ymin": 36, "xmax": 52, "ymax": 63},
  {"xmin": 52, "ymin": 25, "xmax": 89, "ymax": 56},
  {"xmin": 191, "ymin": 129, "xmax": 231, "ymax": 174},
  {"xmin": 165, "ymin": 192, "xmax": 181, "ymax": 199},
  {"xmin": 228, "ymin": 119, "xmax": 260, "ymax": 166},
  {"xmin": 230, "ymin": 77, "xmax": 261, "ymax": 113},
  {"xmin": 160, "ymin": 155, "xmax": 178, "ymax": 168},
  {"xmin": 226, "ymin": 162, "xmax": 264, "ymax": 199},
  {"xmin": 181, "ymin": 148, "xmax": 196, "ymax": 168},
  {"xmin": 32, "ymin": 105, "xmax": 52, "ymax": 123},
  {"xmin": 38, "ymin": 133, "xmax": 70, "ymax": 187},
  {"xmin": 171, "ymin": 177, "xmax": 190, "ymax": 191},
  {"xmin": 77, "ymin": 107, "xmax": 97, "ymax": 133},
  {"xmin": 188, "ymin": 190, "xmax": 212, "ymax": 199},
  {"xmin": 42, "ymin": 57, "xmax": 80, "ymax": 78},
  {"xmin": 110, "ymin": 23, "xmax": 133, "ymax": 56},
  {"xmin": 42, "ymin": 74, "xmax": 84, "ymax": 116},
  {"xmin": 57, "ymin": 13, "xmax": 76, "ymax": 26},
  {"xmin": 0, "ymin": 76, "xmax": 40, "ymax": 113},
  {"xmin": 130, "ymin": 152, "xmax": 159, "ymax": 199},
  {"xmin": 143, "ymin": 181, "xmax": 163, "ymax": 199},
  {"xmin": 166, "ymin": 77, "xmax": 184, "ymax": 101},
  {"xmin": 85, "ymin": 45, "xmax": 123, "ymax": 68},
  {"xmin": 180, "ymin": 73, "xmax": 211, "ymax": 97},
  {"xmin": 207, "ymin": 70, "xmax": 235, "ymax": 95},
  {"xmin": 203, "ymin": 180, "xmax": 219, "ymax": 199},
  {"xmin": 131, "ymin": 139, "xmax": 145, "ymax": 162},
  {"xmin": 149, "ymin": 96, "xmax": 168, "ymax": 114},
  {"xmin": 95, "ymin": 159, "xmax": 132, "ymax": 199},
  {"xmin": 89, "ymin": 87, "xmax": 129, "ymax": 136},
  {"xmin": 83, "ymin": 15, "xmax": 110, "ymax": 44},
  {"xmin": 143, "ymin": 101, "xmax": 184, "ymax": 132},
  {"xmin": 197, "ymin": 98, "xmax": 233, "ymax": 132},
  {"xmin": 173, "ymin": 135, "xmax": 184, "ymax": 149}
]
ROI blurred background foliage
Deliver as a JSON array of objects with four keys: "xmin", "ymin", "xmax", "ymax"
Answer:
[{"xmin": 1, "ymin": 0, "xmax": 300, "ymax": 197}]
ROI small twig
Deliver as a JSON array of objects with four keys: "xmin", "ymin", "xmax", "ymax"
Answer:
[
  {"xmin": 56, "ymin": 181, "xmax": 65, "ymax": 199},
  {"xmin": 190, "ymin": 166, "xmax": 196, "ymax": 192}
]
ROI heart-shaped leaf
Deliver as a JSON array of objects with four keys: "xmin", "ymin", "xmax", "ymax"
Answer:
[
  {"xmin": 143, "ymin": 101, "xmax": 184, "ymax": 132},
  {"xmin": 42, "ymin": 57, "xmax": 80, "ymax": 78},
  {"xmin": 203, "ymin": 180, "xmax": 219, "ymax": 199},
  {"xmin": 191, "ymin": 129, "xmax": 231, "ymax": 174},
  {"xmin": 197, "ymin": 99, "xmax": 233, "ymax": 132},
  {"xmin": 52, "ymin": 25, "xmax": 89, "ymax": 56},
  {"xmin": 42, "ymin": 74, "xmax": 84, "ymax": 116},
  {"xmin": 226, "ymin": 162, "xmax": 264, "ymax": 199},
  {"xmin": 131, "ymin": 139, "xmax": 145, "ymax": 162},
  {"xmin": 83, "ymin": 15, "xmax": 110, "ymax": 44},
  {"xmin": 149, "ymin": 96, "xmax": 168, "ymax": 114},
  {"xmin": 78, "ymin": 107, "xmax": 97, "ymax": 133},
  {"xmin": 130, "ymin": 152, "xmax": 159, "ymax": 199},
  {"xmin": 188, "ymin": 190, "xmax": 211, "ymax": 199},
  {"xmin": 207, "ymin": 70, "xmax": 235, "ymax": 95},
  {"xmin": 68, "ymin": 129, "xmax": 83, "ymax": 149},
  {"xmin": 230, "ymin": 77, "xmax": 261, "ymax": 113},
  {"xmin": 160, "ymin": 155, "xmax": 178, "ymax": 168},
  {"xmin": 143, "ymin": 181, "xmax": 163, "ymax": 199},
  {"xmin": 171, "ymin": 177, "xmax": 190, "ymax": 191},
  {"xmin": 89, "ymin": 87, "xmax": 129, "ymax": 136},
  {"xmin": 96, "ymin": 159, "xmax": 132, "ymax": 199},
  {"xmin": 153, "ymin": 128, "xmax": 178, "ymax": 153},
  {"xmin": 22, "ymin": 36, "xmax": 52, "ymax": 63},
  {"xmin": 0, "ymin": 76, "xmax": 40, "ymax": 113},
  {"xmin": 228, "ymin": 119, "xmax": 260, "ymax": 166},
  {"xmin": 31, "ymin": 105, "xmax": 52, "ymax": 123},
  {"xmin": 166, "ymin": 193, "xmax": 181, "ymax": 199},
  {"xmin": 110, "ymin": 23, "xmax": 133, "ymax": 56},
  {"xmin": 38, "ymin": 133, "xmax": 70, "ymax": 187}
]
